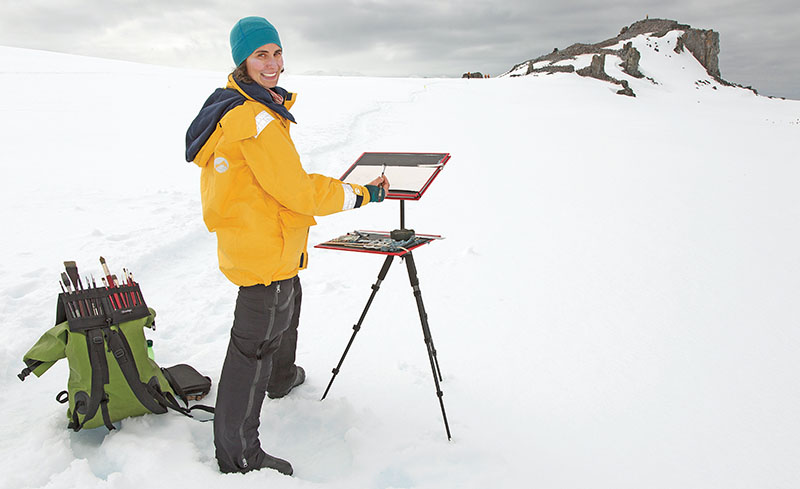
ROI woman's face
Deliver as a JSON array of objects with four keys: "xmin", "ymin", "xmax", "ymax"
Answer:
[{"xmin": 245, "ymin": 43, "xmax": 284, "ymax": 89}]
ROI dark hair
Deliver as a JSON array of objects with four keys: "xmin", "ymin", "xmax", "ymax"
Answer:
[{"xmin": 231, "ymin": 62, "xmax": 255, "ymax": 84}]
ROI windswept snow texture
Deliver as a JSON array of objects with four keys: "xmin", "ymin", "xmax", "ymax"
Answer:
[{"xmin": 1, "ymin": 45, "xmax": 800, "ymax": 489}]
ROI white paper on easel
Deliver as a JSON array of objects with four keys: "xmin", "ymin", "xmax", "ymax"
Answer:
[{"xmin": 342, "ymin": 165, "xmax": 441, "ymax": 193}]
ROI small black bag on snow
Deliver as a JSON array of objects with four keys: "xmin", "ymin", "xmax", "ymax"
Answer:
[{"xmin": 162, "ymin": 364, "xmax": 212, "ymax": 404}]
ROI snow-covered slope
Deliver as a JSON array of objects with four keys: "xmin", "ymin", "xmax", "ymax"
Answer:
[{"xmin": 1, "ymin": 46, "xmax": 799, "ymax": 489}]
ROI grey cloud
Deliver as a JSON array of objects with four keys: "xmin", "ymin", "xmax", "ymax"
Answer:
[{"xmin": 0, "ymin": 0, "xmax": 798, "ymax": 98}]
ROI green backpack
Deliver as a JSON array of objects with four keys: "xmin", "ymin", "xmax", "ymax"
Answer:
[{"xmin": 19, "ymin": 284, "xmax": 204, "ymax": 431}]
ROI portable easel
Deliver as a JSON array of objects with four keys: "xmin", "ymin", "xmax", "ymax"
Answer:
[{"xmin": 316, "ymin": 152, "xmax": 452, "ymax": 440}]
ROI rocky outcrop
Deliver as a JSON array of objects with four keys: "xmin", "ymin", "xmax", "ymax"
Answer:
[
  {"xmin": 616, "ymin": 80, "xmax": 636, "ymax": 97},
  {"xmin": 674, "ymin": 29, "xmax": 720, "ymax": 79},
  {"xmin": 572, "ymin": 53, "xmax": 636, "ymax": 97},
  {"xmin": 616, "ymin": 19, "xmax": 690, "ymax": 39},
  {"xmin": 619, "ymin": 42, "xmax": 643, "ymax": 78},
  {"xmin": 504, "ymin": 18, "xmax": 733, "ymax": 96},
  {"xmin": 576, "ymin": 54, "xmax": 607, "ymax": 79},
  {"xmin": 527, "ymin": 64, "xmax": 574, "ymax": 74}
]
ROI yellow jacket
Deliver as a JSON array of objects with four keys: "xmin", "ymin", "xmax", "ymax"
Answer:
[{"xmin": 187, "ymin": 76, "xmax": 372, "ymax": 286}]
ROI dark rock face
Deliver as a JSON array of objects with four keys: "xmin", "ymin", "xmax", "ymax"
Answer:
[
  {"xmin": 504, "ymin": 18, "xmax": 734, "ymax": 96},
  {"xmin": 620, "ymin": 42, "xmax": 643, "ymax": 78},
  {"xmin": 675, "ymin": 29, "xmax": 720, "ymax": 78},
  {"xmin": 572, "ymin": 53, "xmax": 636, "ymax": 96},
  {"xmin": 462, "ymin": 72, "xmax": 484, "ymax": 79},
  {"xmin": 528, "ymin": 64, "xmax": 575, "ymax": 74},
  {"xmin": 616, "ymin": 79, "xmax": 636, "ymax": 97},
  {"xmin": 617, "ymin": 19, "xmax": 690, "ymax": 40},
  {"xmin": 577, "ymin": 54, "xmax": 608, "ymax": 78}
]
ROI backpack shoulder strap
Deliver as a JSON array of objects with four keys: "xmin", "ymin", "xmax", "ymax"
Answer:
[
  {"xmin": 69, "ymin": 327, "xmax": 115, "ymax": 431},
  {"xmin": 104, "ymin": 327, "xmax": 168, "ymax": 415}
]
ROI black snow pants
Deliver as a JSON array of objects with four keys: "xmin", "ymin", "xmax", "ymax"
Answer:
[{"xmin": 214, "ymin": 275, "xmax": 302, "ymax": 473}]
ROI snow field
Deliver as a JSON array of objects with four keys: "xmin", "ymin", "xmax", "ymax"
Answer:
[{"xmin": 1, "ymin": 43, "xmax": 799, "ymax": 489}]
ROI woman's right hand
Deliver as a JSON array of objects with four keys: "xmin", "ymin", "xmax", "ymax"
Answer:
[
  {"xmin": 366, "ymin": 175, "xmax": 390, "ymax": 191},
  {"xmin": 364, "ymin": 175, "xmax": 390, "ymax": 203}
]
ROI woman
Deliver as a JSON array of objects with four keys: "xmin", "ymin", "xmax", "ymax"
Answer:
[{"xmin": 185, "ymin": 16, "xmax": 389, "ymax": 476}]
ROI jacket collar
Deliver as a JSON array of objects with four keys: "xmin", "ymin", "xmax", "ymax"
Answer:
[
  {"xmin": 226, "ymin": 74, "xmax": 296, "ymax": 123},
  {"xmin": 185, "ymin": 76, "xmax": 298, "ymax": 163}
]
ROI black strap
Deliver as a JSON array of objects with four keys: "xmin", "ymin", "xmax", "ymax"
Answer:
[
  {"xmin": 146, "ymin": 382, "xmax": 215, "ymax": 421},
  {"xmin": 68, "ymin": 393, "xmax": 114, "ymax": 431},
  {"xmin": 69, "ymin": 404, "xmax": 81, "ymax": 431},
  {"xmin": 71, "ymin": 327, "xmax": 111, "ymax": 431},
  {"xmin": 105, "ymin": 327, "xmax": 167, "ymax": 415},
  {"xmin": 188, "ymin": 404, "xmax": 216, "ymax": 418},
  {"xmin": 18, "ymin": 360, "xmax": 43, "ymax": 381},
  {"xmin": 172, "ymin": 388, "xmax": 215, "ymax": 416},
  {"xmin": 100, "ymin": 395, "xmax": 115, "ymax": 431},
  {"xmin": 149, "ymin": 385, "xmax": 191, "ymax": 415}
]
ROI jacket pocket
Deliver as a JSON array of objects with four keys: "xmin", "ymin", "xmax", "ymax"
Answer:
[{"xmin": 278, "ymin": 210, "xmax": 316, "ymax": 267}]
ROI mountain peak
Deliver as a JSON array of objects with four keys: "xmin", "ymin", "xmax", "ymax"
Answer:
[{"xmin": 501, "ymin": 18, "xmax": 757, "ymax": 97}]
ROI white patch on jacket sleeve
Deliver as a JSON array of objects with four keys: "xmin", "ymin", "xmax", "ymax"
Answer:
[
  {"xmin": 342, "ymin": 183, "xmax": 357, "ymax": 210},
  {"xmin": 255, "ymin": 111, "xmax": 274, "ymax": 137}
]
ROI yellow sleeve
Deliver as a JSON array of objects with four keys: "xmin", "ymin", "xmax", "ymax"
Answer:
[{"xmin": 240, "ymin": 120, "xmax": 371, "ymax": 216}]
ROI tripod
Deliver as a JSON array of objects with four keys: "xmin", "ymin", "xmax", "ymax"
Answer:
[{"xmin": 320, "ymin": 202, "xmax": 452, "ymax": 440}]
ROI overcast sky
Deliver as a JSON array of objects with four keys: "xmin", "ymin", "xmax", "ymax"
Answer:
[{"xmin": 1, "ymin": 0, "xmax": 798, "ymax": 99}]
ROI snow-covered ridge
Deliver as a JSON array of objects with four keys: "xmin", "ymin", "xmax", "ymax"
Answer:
[{"xmin": 500, "ymin": 18, "xmax": 765, "ymax": 98}]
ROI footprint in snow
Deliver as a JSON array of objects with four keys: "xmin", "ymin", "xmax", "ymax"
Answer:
[
  {"xmin": 21, "ymin": 267, "xmax": 47, "ymax": 278},
  {"xmin": 462, "ymin": 246, "xmax": 481, "ymax": 257},
  {"xmin": 107, "ymin": 232, "xmax": 133, "ymax": 242},
  {"xmin": 374, "ymin": 467, "xmax": 415, "ymax": 488},
  {"xmin": 6, "ymin": 280, "xmax": 40, "ymax": 299}
]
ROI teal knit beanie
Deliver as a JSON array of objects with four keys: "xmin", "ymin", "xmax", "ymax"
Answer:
[{"xmin": 230, "ymin": 16, "xmax": 282, "ymax": 66}]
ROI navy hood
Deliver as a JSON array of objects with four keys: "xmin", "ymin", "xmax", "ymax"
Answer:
[{"xmin": 185, "ymin": 82, "xmax": 295, "ymax": 163}]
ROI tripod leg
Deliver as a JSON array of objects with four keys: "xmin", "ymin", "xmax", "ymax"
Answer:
[
  {"xmin": 404, "ymin": 252, "xmax": 452, "ymax": 440},
  {"xmin": 404, "ymin": 252, "xmax": 443, "ymax": 380},
  {"xmin": 321, "ymin": 254, "xmax": 394, "ymax": 401}
]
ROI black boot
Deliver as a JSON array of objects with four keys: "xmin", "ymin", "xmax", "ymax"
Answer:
[
  {"xmin": 258, "ymin": 453, "xmax": 293, "ymax": 475},
  {"xmin": 268, "ymin": 365, "xmax": 306, "ymax": 399},
  {"xmin": 218, "ymin": 451, "xmax": 293, "ymax": 476}
]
